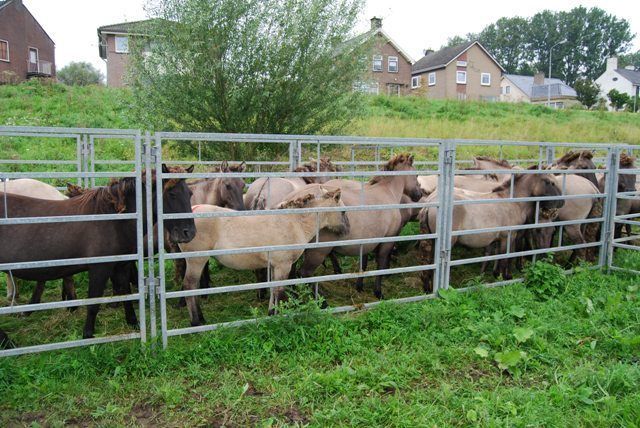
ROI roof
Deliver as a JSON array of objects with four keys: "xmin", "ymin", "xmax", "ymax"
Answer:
[
  {"xmin": 615, "ymin": 68, "xmax": 640, "ymax": 85},
  {"xmin": 341, "ymin": 27, "xmax": 414, "ymax": 64},
  {"xmin": 0, "ymin": 0, "xmax": 55, "ymax": 45},
  {"xmin": 503, "ymin": 74, "xmax": 577, "ymax": 100},
  {"xmin": 412, "ymin": 41, "xmax": 505, "ymax": 74},
  {"xmin": 98, "ymin": 19, "xmax": 161, "ymax": 35}
]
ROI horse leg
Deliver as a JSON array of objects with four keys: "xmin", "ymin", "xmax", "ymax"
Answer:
[
  {"xmin": 565, "ymin": 225, "xmax": 588, "ymax": 264},
  {"xmin": 373, "ymin": 243, "xmax": 395, "ymax": 300},
  {"xmin": 82, "ymin": 264, "xmax": 113, "ymax": 339},
  {"xmin": 62, "ymin": 276, "xmax": 78, "ymax": 303},
  {"xmin": 497, "ymin": 237, "xmax": 514, "ymax": 280},
  {"xmin": 329, "ymin": 251, "xmax": 342, "ymax": 274},
  {"xmin": 111, "ymin": 263, "xmax": 138, "ymax": 328},
  {"xmin": 255, "ymin": 269, "xmax": 268, "ymax": 301},
  {"xmin": 418, "ymin": 237, "xmax": 436, "ymax": 294},
  {"xmin": 268, "ymin": 265, "xmax": 292, "ymax": 315},
  {"xmin": 480, "ymin": 242, "xmax": 496, "ymax": 274},
  {"xmin": 5, "ymin": 273, "xmax": 18, "ymax": 301},
  {"xmin": 21, "ymin": 281, "xmax": 46, "ymax": 316},
  {"xmin": 355, "ymin": 252, "xmax": 369, "ymax": 293},
  {"xmin": 183, "ymin": 257, "xmax": 209, "ymax": 326},
  {"xmin": 199, "ymin": 261, "xmax": 211, "ymax": 300}
]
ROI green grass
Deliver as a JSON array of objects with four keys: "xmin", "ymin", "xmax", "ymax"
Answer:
[{"xmin": 1, "ymin": 256, "xmax": 639, "ymax": 426}]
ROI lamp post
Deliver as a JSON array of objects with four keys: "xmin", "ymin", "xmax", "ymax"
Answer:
[{"xmin": 548, "ymin": 39, "xmax": 567, "ymax": 107}]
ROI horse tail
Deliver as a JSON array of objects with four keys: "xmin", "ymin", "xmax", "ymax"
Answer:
[
  {"xmin": 250, "ymin": 178, "xmax": 270, "ymax": 210},
  {"xmin": 583, "ymin": 197, "xmax": 603, "ymax": 261}
]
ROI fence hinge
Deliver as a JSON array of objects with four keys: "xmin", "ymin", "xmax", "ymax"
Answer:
[
  {"xmin": 143, "ymin": 277, "xmax": 160, "ymax": 296},
  {"xmin": 444, "ymin": 150, "xmax": 455, "ymax": 165},
  {"xmin": 142, "ymin": 145, "xmax": 158, "ymax": 162}
]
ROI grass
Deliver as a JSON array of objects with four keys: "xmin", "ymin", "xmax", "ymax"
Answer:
[
  {"xmin": 1, "ymin": 255, "xmax": 639, "ymax": 426},
  {"xmin": 1, "ymin": 80, "xmax": 640, "ymax": 425}
]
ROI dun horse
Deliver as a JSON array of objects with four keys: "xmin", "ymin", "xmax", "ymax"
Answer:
[
  {"xmin": 418, "ymin": 170, "xmax": 564, "ymax": 293},
  {"xmin": 299, "ymin": 154, "xmax": 422, "ymax": 300},
  {"xmin": 0, "ymin": 165, "xmax": 196, "ymax": 339},
  {"xmin": 178, "ymin": 185, "xmax": 349, "ymax": 324}
]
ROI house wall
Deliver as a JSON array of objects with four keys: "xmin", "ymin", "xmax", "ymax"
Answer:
[
  {"xmin": 0, "ymin": 0, "xmax": 55, "ymax": 83},
  {"xmin": 530, "ymin": 97, "xmax": 581, "ymax": 108},
  {"xmin": 411, "ymin": 43, "xmax": 501, "ymax": 101},
  {"xmin": 595, "ymin": 69, "xmax": 635, "ymax": 111},
  {"xmin": 369, "ymin": 33, "xmax": 412, "ymax": 95},
  {"xmin": 500, "ymin": 77, "xmax": 530, "ymax": 102},
  {"xmin": 105, "ymin": 34, "xmax": 131, "ymax": 88}
]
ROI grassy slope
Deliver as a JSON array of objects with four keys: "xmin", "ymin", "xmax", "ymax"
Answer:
[
  {"xmin": 1, "ymin": 81, "xmax": 640, "ymax": 425},
  {"xmin": 0, "ymin": 265, "xmax": 639, "ymax": 426}
]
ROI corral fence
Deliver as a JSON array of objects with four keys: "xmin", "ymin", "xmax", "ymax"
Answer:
[{"xmin": 0, "ymin": 126, "xmax": 638, "ymax": 357}]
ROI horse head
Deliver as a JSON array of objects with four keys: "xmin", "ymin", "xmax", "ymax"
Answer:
[
  {"xmin": 161, "ymin": 164, "xmax": 197, "ymax": 243},
  {"xmin": 373, "ymin": 153, "xmax": 422, "ymax": 202},
  {"xmin": 216, "ymin": 161, "xmax": 246, "ymax": 211}
]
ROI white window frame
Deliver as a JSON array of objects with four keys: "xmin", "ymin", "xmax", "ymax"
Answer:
[
  {"xmin": 411, "ymin": 76, "xmax": 420, "ymax": 89},
  {"xmin": 372, "ymin": 55, "xmax": 383, "ymax": 72},
  {"xmin": 456, "ymin": 60, "xmax": 467, "ymax": 67},
  {"xmin": 115, "ymin": 36, "xmax": 130, "ymax": 54},
  {"xmin": 428, "ymin": 72, "xmax": 436, "ymax": 86},
  {"xmin": 28, "ymin": 47, "xmax": 38, "ymax": 64},
  {"xmin": 0, "ymin": 39, "xmax": 9, "ymax": 62},
  {"xmin": 481, "ymin": 72, "xmax": 491, "ymax": 86},
  {"xmin": 505, "ymin": 85, "xmax": 511, "ymax": 94},
  {"xmin": 388, "ymin": 56, "xmax": 398, "ymax": 73},
  {"xmin": 456, "ymin": 70, "xmax": 467, "ymax": 84}
]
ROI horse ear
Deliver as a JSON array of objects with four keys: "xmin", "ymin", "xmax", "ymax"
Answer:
[
  {"xmin": 220, "ymin": 160, "xmax": 229, "ymax": 173},
  {"xmin": 326, "ymin": 189, "xmax": 341, "ymax": 202},
  {"xmin": 408, "ymin": 155, "xmax": 414, "ymax": 165},
  {"xmin": 238, "ymin": 161, "xmax": 246, "ymax": 172},
  {"xmin": 186, "ymin": 165, "xmax": 195, "ymax": 173},
  {"xmin": 162, "ymin": 163, "xmax": 169, "ymax": 174}
]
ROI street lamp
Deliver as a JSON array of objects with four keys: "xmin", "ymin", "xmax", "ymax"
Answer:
[{"xmin": 548, "ymin": 39, "xmax": 567, "ymax": 107}]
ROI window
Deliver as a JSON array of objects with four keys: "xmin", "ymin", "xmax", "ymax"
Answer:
[
  {"xmin": 612, "ymin": 77, "xmax": 618, "ymax": 82},
  {"xmin": 504, "ymin": 85, "xmax": 511, "ymax": 94},
  {"xmin": 388, "ymin": 56, "xmax": 398, "ymax": 73},
  {"xmin": 0, "ymin": 40, "xmax": 8, "ymax": 62},
  {"xmin": 115, "ymin": 36, "xmax": 129, "ymax": 53},
  {"xmin": 456, "ymin": 60, "xmax": 467, "ymax": 67},
  {"xmin": 372, "ymin": 55, "xmax": 382, "ymax": 72},
  {"xmin": 387, "ymin": 83, "xmax": 401, "ymax": 96},
  {"xmin": 481, "ymin": 73, "xmax": 491, "ymax": 86},
  {"xmin": 428, "ymin": 72, "xmax": 436, "ymax": 86},
  {"xmin": 411, "ymin": 76, "xmax": 420, "ymax": 89},
  {"xmin": 456, "ymin": 70, "xmax": 467, "ymax": 84}
]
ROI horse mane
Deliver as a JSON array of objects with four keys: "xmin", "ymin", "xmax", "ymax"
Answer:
[
  {"xmin": 161, "ymin": 166, "xmax": 190, "ymax": 191},
  {"xmin": 369, "ymin": 153, "xmax": 413, "ymax": 184},
  {"xmin": 474, "ymin": 156, "xmax": 511, "ymax": 168},
  {"xmin": 294, "ymin": 163, "xmax": 318, "ymax": 184},
  {"xmin": 71, "ymin": 178, "xmax": 136, "ymax": 214},
  {"xmin": 620, "ymin": 153, "xmax": 636, "ymax": 168},
  {"xmin": 491, "ymin": 168, "xmax": 530, "ymax": 193},
  {"xmin": 294, "ymin": 157, "xmax": 340, "ymax": 184},
  {"xmin": 278, "ymin": 192, "xmax": 315, "ymax": 209},
  {"xmin": 65, "ymin": 183, "xmax": 85, "ymax": 197},
  {"xmin": 557, "ymin": 150, "xmax": 593, "ymax": 165}
]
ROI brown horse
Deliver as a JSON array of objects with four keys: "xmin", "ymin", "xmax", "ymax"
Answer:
[
  {"xmin": 0, "ymin": 165, "xmax": 196, "ymax": 339},
  {"xmin": 299, "ymin": 154, "xmax": 422, "ymax": 300},
  {"xmin": 418, "ymin": 171, "xmax": 564, "ymax": 293},
  {"xmin": 553, "ymin": 151, "xmax": 598, "ymax": 187},
  {"xmin": 189, "ymin": 161, "xmax": 246, "ymax": 209},
  {"xmin": 244, "ymin": 157, "xmax": 340, "ymax": 210}
]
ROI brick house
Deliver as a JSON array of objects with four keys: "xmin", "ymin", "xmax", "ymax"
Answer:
[
  {"xmin": 98, "ymin": 19, "xmax": 157, "ymax": 88},
  {"xmin": 411, "ymin": 41, "xmax": 504, "ymax": 101},
  {"xmin": 0, "ymin": 0, "xmax": 55, "ymax": 84},
  {"xmin": 352, "ymin": 17, "xmax": 414, "ymax": 96}
]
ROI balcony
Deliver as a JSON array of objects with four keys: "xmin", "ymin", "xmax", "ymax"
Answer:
[{"xmin": 26, "ymin": 60, "xmax": 53, "ymax": 77}]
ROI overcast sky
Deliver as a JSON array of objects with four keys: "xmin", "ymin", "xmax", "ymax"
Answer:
[{"xmin": 24, "ymin": 0, "xmax": 639, "ymax": 74}]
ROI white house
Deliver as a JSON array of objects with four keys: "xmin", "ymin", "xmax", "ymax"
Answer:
[
  {"xmin": 500, "ymin": 72, "xmax": 578, "ymax": 108},
  {"xmin": 595, "ymin": 57, "xmax": 640, "ymax": 111}
]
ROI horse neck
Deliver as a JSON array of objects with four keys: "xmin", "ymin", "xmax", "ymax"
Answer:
[
  {"xmin": 494, "ymin": 179, "xmax": 535, "ymax": 220},
  {"xmin": 369, "ymin": 175, "xmax": 405, "ymax": 201},
  {"xmin": 296, "ymin": 210, "xmax": 327, "ymax": 240},
  {"xmin": 192, "ymin": 180, "xmax": 220, "ymax": 205}
]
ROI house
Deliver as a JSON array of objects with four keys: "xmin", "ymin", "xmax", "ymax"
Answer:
[
  {"xmin": 0, "ymin": 0, "xmax": 55, "ymax": 84},
  {"xmin": 500, "ymin": 72, "xmax": 578, "ymax": 108},
  {"xmin": 351, "ymin": 17, "xmax": 414, "ymax": 96},
  {"xmin": 595, "ymin": 57, "xmax": 640, "ymax": 111},
  {"xmin": 98, "ymin": 19, "xmax": 157, "ymax": 88},
  {"xmin": 411, "ymin": 41, "xmax": 504, "ymax": 101}
]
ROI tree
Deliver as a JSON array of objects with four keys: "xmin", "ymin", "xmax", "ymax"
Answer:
[
  {"xmin": 619, "ymin": 50, "xmax": 640, "ymax": 70},
  {"xmin": 607, "ymin": 89, "xmax": 631, "ymax": 111},
  {"xmin": 129, "ymin": 0, "xmax": 366, "ymax": 159},
  {"xmin": 478, "ymin": 17, "xmax": 531, "ymax": 74},
  {"xmin": 573, "ymin": 78, "xmax": 600, "ymax": 109},
  {"xmin": 57, "ymin": 62, "xmax": 104, "ymax": 86}
]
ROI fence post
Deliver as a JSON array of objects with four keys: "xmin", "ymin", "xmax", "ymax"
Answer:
[
  {"xmin": 134, "ymin": 131, "xmax": 147, "ymax": 344},
  {"xmin": 433, "ymin": 140, "xmax": 456, "ymax": 292},
  {"xmin": 599, "ymin": 147, "xmax": 619, "ymax": 270},
  {"xmin": 144, "ymin": 131, "xmax": 157, "ymax": 345},
  {"xmin": 545, "ymin": 146, "xmax": 555, "ymax": 166}
]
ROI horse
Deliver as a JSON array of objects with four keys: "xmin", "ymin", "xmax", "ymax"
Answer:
[
  {"xmin": 172, "ymin": 161, "xmax": 248, "ymax": 300},
  {"xmin": 553, "ymin": 151, "xmax": 598, "ymax": 188},
  {"xmin": 597, "ymin": 153, "xmax": 637, "ymax": 238},
  {"xmin": 178, "ymin": 185, "xmax": 350, "ymax": 324},
  {"xmin": 418, "ymin": 170, "xmax": 564, "ymax": 293},
  {"xmin": 244, "ymin": 157, "xmax": 340, "ymax": 210},
  {"xmin": 417, "ymin": 156, "xmax": 509, "ymax": 195},
  {"xmin": 0, "ymin": 165, "xmax": 196, "ymax": 339},
  {"xmin": 1, "ymin": 179, "xmax": 76, "ymax": 305},
  {"xmin": 298, "ymin": 154, "xmax": 422, "ymax": 300},
  {"xmin": 625, "ymin": 182, "xmax": 640, "ymax": 237}
]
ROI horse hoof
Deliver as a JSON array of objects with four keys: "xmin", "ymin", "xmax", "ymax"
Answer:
[
  {"xmin": 68, "ymin": 306, "xmax": 78, "ymax": 313},
  {"xmin": 268, "ymin": 308, "xmax": 276, "ymax": 316},
  {"xmin": 107, "ymin": 302, "xmax": 120, "ymax": 309},
  {"xmin": 127, "ymin": 319, "xmax": 139, "ymax": 329},
  {"xmin": 21, "ymin": 311, "xmax": 33, "ymax": 317},
  {"xmin": 374, "ymin": 291, "xmax": 384, "ymax": 300},
  {"xmin": 190, "ymin": 320, "xmax": 203, "ymax": 327},
  {"xmin": 83, "ymin": 332, "xmax": 94, "ymax": 339}
]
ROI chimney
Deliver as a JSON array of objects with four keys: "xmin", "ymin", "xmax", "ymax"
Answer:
[
  {"xmin": 533, "ymin": 71, "xmax": 545, "ymax": 86},
  {"xmin": 423, "ymin": 49, "xmax": 434, "ymax": 56},
  {"xmin": 606, "ymin": 57, "xmax": 618, "ymax": 71},
  {"xmin": 370, "ymin": 17, "xmax": 382, "ymax": 30}
]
